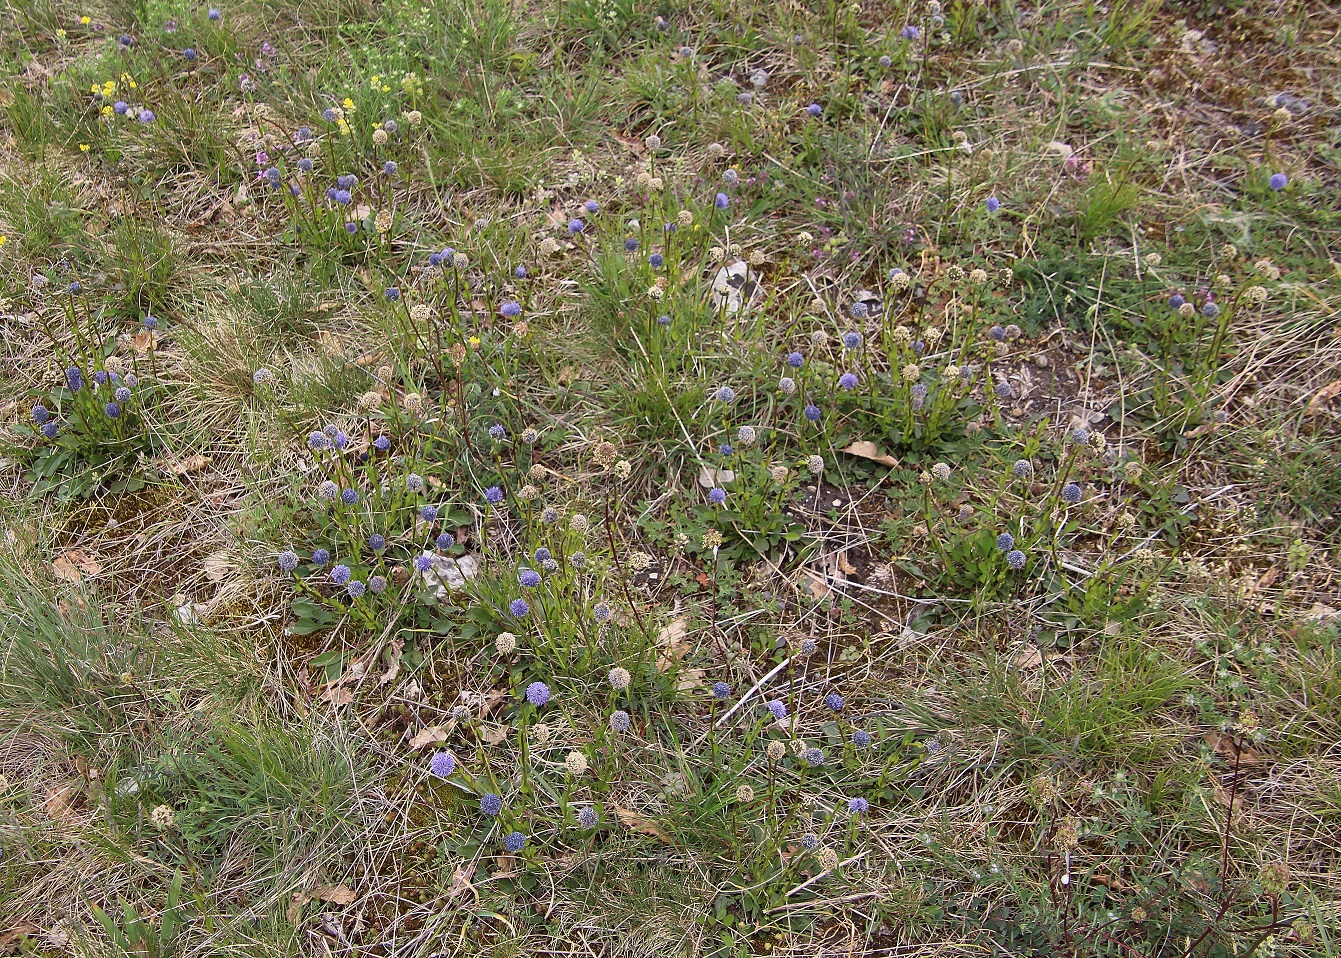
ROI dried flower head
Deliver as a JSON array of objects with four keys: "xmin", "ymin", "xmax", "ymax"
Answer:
[
  {"xmin": 565, "ymin": 751, "xmax": 588, "ymax": 776},
  {"xmin": 608, "ymin": 667, "xmax": 631, "ymax": 690},
  {"xmin": 150, "ymin": 805, "xmax": 176, "ymax": 830},
  {"xmin": 766, "ymin": 740, "xmax": 786, "ymax": 762},
  {"xmin": 735, "ymin": 783, "xmax": 754, "ymax": 802}
]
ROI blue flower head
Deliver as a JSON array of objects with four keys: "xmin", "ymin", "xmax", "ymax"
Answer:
[
  {"xmin": 367, "ymin": 533, "xmax": 386, "ymax": 552},
  {"xmin": 584, "ymin": 200, "xmax": 599, "ymax": 213},
  {"xmin": 848, "ymin": 797, "xmax": 870, "ymax": 815},
  {"xmin": 488, "ymin": 424, "xmax": 505, "ymax": 440},
  {"xmin": 853, "ymin": 729, "xmax": 872, "ymax": 747},
  {"xmin": 340, "ymin": 488, "xmax": 359, "ymax": 504},
  {"xmin": 503, "ymin": 831, "xmax": 526, "ymax": 853},
  {"xmin": 429, "ymin": 751, "xmax": 456, "ymax": 778},
  {"xmin": 767, "ymin": 700, "xmax": 787, "ymax": 720},
  {"xmin": 806, "ymin": 103, "xmax": 822, "ymax": 117},
  {"xmin": 312, "ymin": 548, "xmax": 330, "ymax": 566},
  {"xmin": 838, "ymin": 372, "xmax": 858, "ymax": 390},
  {"xmin": 65, "ymin": 367, "xmax": 84, "ymax": 392},
  {"xmin": 568, "ymin": 218, "xmax": 584, "ymax": 234},
  {"xmin": 32, "ymin": 405, "xmax": 50, "ymax": 424},
  {"xmin": 330, "ymin": 564, "xmax": 351, "ymax": 585},
  {"xmin": 500, "ymin": 301, "xmax": 521, "ymax": 317},
  {"xmin": 996, "ymin": 532, "xmax": 1015, "ymax": 552},
  {"xmin": 650, "ymin": 253, "xmax": 664, "ymax": 269},
  {"xmin": 104, "ymin": 402, "xmax": 122, "ymax": 418},
  {"xmin": 510, "ymin": 598, "xmax": 530, "ymax": 618},
  {"xmin": 1006, "ymin": 549, "xmax": 1026, "ymax": 570},
  {"xmin": 625, "ymin": 238, "xmax": 639, "ymax": 252},
  {"xmin": 518, "ymin": 569, "xmax": 541, "ymax": 588},
  {"xmin": 825, "ymin": 693, "xmax": 844, "ymax": 712},
  {"xmin": 480, "ymin": 793, "xmax": 503, "ymax": 816},
  {"xmin": 138, "ymin": 110, "xmax": 154, "ymax": 123},
  {"xmin": 1268, "ymin": 172, "xmax": 1288, "ymax": 191},
  {"xmin": 525, "ymin": 681, "xmax": 549, "ymax": 706},
  {"xmin": 712, "ymin": 681, "xmax": 730, "ymax": 700},
  {"xmin": 114, "ymin": 100, "xmax": 129, "ymax": 115},
  {"xmin": 708, "ymin": 488, "xmax": 726, "ymax": 505},
  {"xmin": 414, "ymin": 553, "xmax": 433, "ymax": 572},
  {"xmin": 435, "ymin": 533, "xmax": 455, "ymax": 550},
  {"xmin": 382, "ymin": 161, "xmax": 397, "ymax": 175},
  {"xmin": 1061, "ymin": 483, "xmax": 1082, "ymax": 504},
  {"xmin": 715, "ymin": 192, "xmax": 729, "ymax": 209},
  {"xmin": 803, "ymin": 747, "xmax": 824, "ymax": 767},
  {"xmin": 715, "ymin": 386, "xmax": 735, "ymax": 403},
  {"xmin": 278, "ymin": 550, "xmax": 299, "ymax": 572},
  {"xmin": 373, "ymin": 435, "xmax": 390, "ymax": 452},
  {"xmin": 804, "ymin": 404, "xmax": 822, "ymax": 422},
  {"xmin": 787, "ymin": 351, "xmax": 804, "ymax": 368},
  {"xmin": 986, "ymin": 196, "xmax": 1001, "ymax": 213}
]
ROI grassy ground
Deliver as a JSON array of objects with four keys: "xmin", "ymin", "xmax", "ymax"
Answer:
[{"xmin": 1, "ymin": 0, "xmax": 1338, "ymax": 954}]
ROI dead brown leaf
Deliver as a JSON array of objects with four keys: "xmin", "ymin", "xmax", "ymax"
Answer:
[
  {"xmin": 1204, "ymin": 730, "xmax": 1261, "ymax": 766},
  {"xmin": 379, "ymin": 638, "xmax": 404, "ymax": 686},
  {"xmin": 319, "ymin": 687, "xmax": 354, "ymax": 707},
  {"xmin": 447, "ymin": 862, "xmax": 476, "ymax": 900},
  {"xmin": 203, "ymin": 551, "xmax": 234, "ymax": 583},
  {"xmin": 836, "ymin": 552, "xmax": 857, "ymax": 575},
  {"xmin": 655, "ymin": 616, "xmax": 691, "ymax": 672},
  {"xmin": 0, "ymin": 922, "xmax": 42, "ymax": 950},
  {"xmin": 170, "ymin": 454, "xmax": 213, "ymax": 475},
  {"xmin": 52, "ymin": 550, "xmax": 100, "ymax": 584},
  {"xmin": 407, "ymin": 726, "xmax": 448, "ymax": 749},
  {"xmin": 615, "ymin": 806, "xmax": 673, "ymax": 843},
  {"xmin": 1012, "ymin": 646, "xmax": 1044, "ymax": 669},
  {"xmin": 43, "ymin": 785, "xmax": 80, "ymax": 822},
  {"xmin": 842, "ymin": 440, "xmax": 899, "ymax": 468},
  {"xmin": 1304, "ymin": 378, "xmax": 1341, "ymax": 415},
  {"xmin": 479, "ymin": 724, "xmax": 509, "ymax": 746},
  {"xmin": 313, "ymin": 885, "xmax": 356, "ymax": 906}
]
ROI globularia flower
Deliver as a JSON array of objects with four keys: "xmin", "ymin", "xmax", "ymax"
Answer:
[
  {"xmin": 367, "ymin": 533, "xmax": 386, "ymax": 551},
  {"xmin": 1268, "ymin": 172, "xmax": 1288, "ymax": 191},
  {"xmin": 901, "ymin": 24, "xmax": 920, "ymax": 39},
  {"xmin": 715, "ymin": 385, "xmax": 735, "ymax": 402},
  {"xmin": 414, "ymin": 553, "xmax": 433, "ymax": 573},
  {"xmin": 340, "ymin": 488, "xmax": 359, "ymax": 505},
  {"xmin": 298, "ymin": 157, "xmax": 314, "ymax": 173},
  {"xmin": 803, "ymin": 747, "xmax": 824, "ymax": 767},
  {"xmin": 584, "ymin": 199, "xmax": 599, "ymax": 213},
  {"xmin": 786, "ymin": 351, "xmax": 804, "ymax": 368},
  {"xmin": 503, "ymin": 831, "xmax": 527, "ymax": 853},
  {"xmin": 278, "ymin": 550, "xmax": 299, "ymax": 572},
  {"xmin": 779, "ymin": 376, "xmax": 797, "ymax": 394},
  {"xmin": 802, "ymin": 833, "xmax": 820, "ymax": 851},
  {"xmin": 480, "ymin": 793, "xmax": 503, "ymax": 816},
  {"xmin": 1069, "ymin": 427, "xmax": 1090, "ymax": 445},
  {"xmin": 138, "ymin": 109, "xmax": 155, "ymax": 123},
  {"xmin": 1201, "ymin": 302, "xmax": 1220, "ymax": 319},
  {"xmin": 825, "ymin": 693, "xmax": 844, "ymax": 712},
  {"xmin": 436, "ymin": 533, "xmax": 455, "ymax": 550},
  {"xmin": 368, "ymin": 575, "xmax": 387, "ymax": 593},
  {"xmin": 766, "ymin": 700, "xmax": 787, "ymax": 720},
  {"xmin": 484, "ymin": 486, "xmax": 504, "ymax": 505},
  {"xmin": 346, "ymin": 580, "xmax": 366, "ymax": 598},
  {"xmin": 330, "ymin": 564, "xmax": 352, "ymax": 585},
  {"xmin": 1013, "ymin": 459, "xmax": 1033, "ymax": 478},
  {"xmin": 610, "ymin": 710, "xmax": 631, "ymax": 732},
  {"xmin": 986, "ymin": 195, "xmax": 1001, "ymax": 213},
  {"xmin": 838, "ymin": 372, "xmax": 858, "ymax": 390},
  {"xmin": 806, "ymin": 103, "xmax": 822, "ymax": 117},
  {"xmin": 853, "ymin": 729, "xmax": 872, "ymax": 747},
  {"xmin": 1005, "ymin": 550, "xmax": 1026, "ymax": 570},
  {"xmin": 996, "ymin": 532, "xmax": 1015, "ymax": 552},
  {"xmin": 518, "ymin": 569, "xmax": 541, "ymax": 588},
  {"xmin": 989, "ymin": 324, "xmax": 1007, "ymax": 342},
  {"xmin": 500, "ymin": 301, "xmax": 521, "ymax": 317},
  {"xmin": 66, "ymin": 367, "xmax": 84, "ymax": 392},
  {"xmin": 712, "ymin": 681, "xmax": 730, "ymax": 700},
  {"xmin": 372, "ymin": 435, "xmax": 390, "ymax": 451},
  {"xmin": 708, "ymin": 488, "xmax": 726, "ymax": 505},
  {"xmin": 32, "ymin": 405, "xmax": 50, "ymax": 424},
  {"xmin": 525, "ymin": 681, "xmax": 550, "ymax": 706},
  {"xmin": 510, "ymin": 598, "xmax": 530, "ymax": 618},
  {"xmin": 406, "ymin": 473, "xmax": 424, "ymax": 492},
  {"xmin": 578, "ymin": 806, "xmax": 599, "ymax": 829},
  {"xmin": 715, "ymin": 192, "xmax": 729, "ymax": 209},
  {"xmin": 1061, "ymin": 482, "xmax": 1082, "ymax": 504},
  {"xmin": 848, "ymin": 797, "xmax": 870, "ymax": 815},
  {"xmin": 994, "ymin": 381, "xmax": 1014, "ymax": 399},
  {"xmin": 568, "ymin": 218, "xmax": 584, "ymax": 234},
  {"xmin": 429, "ymin": 751, "xmax": 456, "ymax": 778},
  {"xmin": 42, "ymin": 422, "xmax": 59, "ymax": 439},
  {"xmin": 104, "ymin": 402, "xmax": 122, "ymax": 418},
  {"xmin": 1169, "ymin": 294, "xmax": 1185, "ymax": 309},
  {"xmin": 311, "ymin": 548, "xmax": 330, "ymax": 566},
  {"xmin": 842, "ymin": 331, "xmax": 862, "ymax": 349}
]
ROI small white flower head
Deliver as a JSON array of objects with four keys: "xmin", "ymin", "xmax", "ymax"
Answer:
[
  {"xmin": 806, "ymin": 455, "xmax": 824, "ymax": 476},
  {"xmin": 496, "ymin": 632, "xmax": 517, "ymax": 655},
  {"xmin": 150, "ymin": 805, "xmax": 176, "ymax": 830},
  {"xmin": 565, "ymin": 751, "xmax": 588, "ymax": 776},
  {"xmin": 252, "ymin": 367, "xmax": 273, "ymax": 384},
  {"xmin": 608, "ymin": 667, "xmax": 631, "ymax": 690}
]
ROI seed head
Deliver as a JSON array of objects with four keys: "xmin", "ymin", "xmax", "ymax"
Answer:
[{"xmin": 565, "ymin": 751, "xmax": 588, "ymax": 776}]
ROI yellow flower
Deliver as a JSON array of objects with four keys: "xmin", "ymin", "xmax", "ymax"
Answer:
[
  {"xmin": 80, "ymin": 15, "xmax": 90, "ymax": 24},
  {"xmin": 381, "ymin": 84, "xmax": 390, "ymax": 92},
  {"xmin": 79, "ymin": 143, "xmax": 91, "ymax": 151},
  {"xmin": 90, "ymin": 83, "xmax": 100, "ymax": 93},
  {"xmin": 0, "ymin": 235, "xmax": 7, "ymax": 247},
  {"xmin": 101, "ymin": 105, "xmax": 113, "ymax": 117},
  {"xmin": 468, "ymin": 336, "xmax": 481, "ymax": 348},
  {"xmin": 56, "ymin": 28, "xmax": 67, "ymax": 38},
  {"xmin": 342, "ymin": 97, "xmax": 355, "ymax": 111},
  {"xmin": 371, "ymin": 74, "xmax": 380, "ymax": 84}
]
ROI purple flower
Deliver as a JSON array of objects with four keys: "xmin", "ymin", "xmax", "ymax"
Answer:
[
  {"xmin": 1005, "ymin": 549, "xmax": 1026, "ymax": 570},
  {"xmin": 803, "ymin": 747, "xmax": 824, "ymax": 767},
  {"xmin": 367, "ymin": 533, "xmax": 386, "ymax": 551},
  {"xmin": 786, "ymin": 351, "xmax": 804, "ymax": 368},
  {"xmin": 500, "ymin": 301, "xmax": 521, "ymax": 317},
  {"xmin": 340, "ymin": 488, "xmax": 359, "ymax": 505},
  {"xmin": 183, "ymin": 47, "xmax": 197, "ymax": 60},
  {"xmin": 515, "ymin": 265, "xmax": 527, "ymax": 278},
  {"xmin": 715, "ymin": 385, "xmax": 735, "ymax": 402},
  {"xmin": 1268, "ymin": 172, "xmax": 1288, "ymax": 191},
  {"xmin": 104, "ymin": 402, "xmax": 122, "ymax": 418},
  {"xmin": 373, "ymin": 435, "xmax": 390, "ymax": 452},
  {"xmin": 138, "ymin": 110, "xmax": 155, "ymax": 123},
  {"xmin": 838, "ymin": 372, "xmax": 858, "ymax": 390},
  {"xmin": 436, "ymin": 533, "xmax": 455, "ymax": 550},
  {"xmin": 848, "ymin": 797, "xmax": 870, "ymax": 815},
  {"xmin": 766, "ymin": 700, "xmax": 787, "ymax": 720},
  {"xmin": 311, "ymin": 548, "xmax": 330, "ymax": 566},
  {"xmin": 584, "ymin": 199, "xmax": 599, "ymax": 213},
  {"xmin": 986, "ymin": 195, "xmax": 1001, "ymax": 213},
  {"xmin": 806, "ymin": 103, "xmax": 822, "ymax": 117},
  {"xmin": 429, "ymin": 751, "xmax": 456, "ymax": 778},
  {"xmin": 278, "ymin": 550, "xmax": 299, "ymax": 572},
  {"xmin": 625, "ymin": 238, "xmax": 639, "ymax": 252},
  {"xmin": 578, "ymin": 806, "xmax": 599, "ymax": 828},
  {"xmin": 525, "ymin": 681, "xmax": 549, "ymax": 706},
  {"xmin": 41, "ymin": 422, "xmax": 59, "ymax": 439},
  {"xmin": 708, "ymin": 488, "xmax": 726, "ymax": 505},
  {"xmin": 384, "ymin": 287, "xmax": 400, "ymax": 301},
  {"xmin": 853, "ymin": 729, "xmax": 872, "ymax": 747},
  {"xmin": 649, "ymin": 253, "xmax": 664, "ymax": 269},
  {"xmin": 488, "ymin": 424, "xmax": 506, "ymax": 440},
  {"xmin": 901, "ymin": 24, "xmax": 919, "ymax": 39},
  {"xmin": 518, "ymin": 568, "xmax": 541, "ymax": 588},
  {"xmin": 330, "ymin": 564, "xmax": 351, "ymax": 585},
  {"xmin": 568, "ymin": 218, "xmax": 585, "ymax": 234},
  {"xmin": 382, "ymin": 161, "xmax": 397, "ymax": 175},
  {"xmin": 298, "ymin": 157, "xmax": 314, "ymax": 173},
  {"xmin": 712, "ymin": 681, "xmax": 730, "ymax": 699},
  {"xmin": 997, "ymin": 532, "xmax": 1015, "ymax": 551},
  {"xmin": 1061, "ymin": 482, "xmax": 1082, "ymax": 504},
  {"xmin": 715, "ymin": 192, "xmax": 729, "ymax": 209},
  {"xmin": 825, "ymin": 693, "xmax": 843, "ymax": 712},
  {"xmin": 114, "ymin": 100, "xmax": 129, "ymax": 115},
  {"xmin": 510, "ymin": 598, "xmax": 530, "ymax": 618},
  {"xmin": 208, "ymin": 8, "xmax": 221, "ymax": 20},
  {"xmin": 1169, "ymin": 294, "xmax": 1185, "ymax": 309},
  {"xmin": 414, "ymin": 553, "xmax": 433, "ymax": 572},
  {"xmin": 484, "ymin": 486, "xmax": 504, "ymax": 505},
  {"xmin": 503, "ymin": 831, "xmax": 527, "ymax": 853},
  {"xmin": 610, "ymin": 710, "xmax": 631, "ymax": 732},
  {"xmin": 480, "ymin": 793, "xmax": 503, "ymax": 815},
  {"xmin": 369, "ymin": 575, "xmax": 387, "ymax": 593},
  {"xmin": 842, "ymin": 331, "xmax": 862, "ymax": 349},
  {"xmin": 114, "ymin": 387, "xmax": 131, "ymax": 403},
  {"xmin": 346, "ymin": 579, "xmax": 365, "ymax": 598},
  {"xmin": 718, "ymin": 443, "xmax": 734, "ymax": 456},
  {"xmin": 31, "ymin": 405, "xmax": 50, "ymax": 424},
  {"xmin": 804, "ymin": 404, "xmax": 822, "ymax": 422},
  {"xmin": 66, "ymin": 367, "xmax": 84, "ymax": 392}
]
